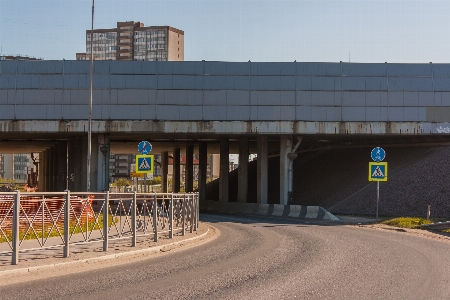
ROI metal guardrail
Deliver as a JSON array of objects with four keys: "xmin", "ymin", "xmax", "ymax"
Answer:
[
  {"xmin": 420, "ymin": 221, "xmax": 450, "ymax": 230},
  {"xmin": 0, "ymin": 191, "xmax": 199, "ymax": 265}
]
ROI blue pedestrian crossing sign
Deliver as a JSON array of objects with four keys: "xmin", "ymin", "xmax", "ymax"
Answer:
[
  {"xmin": 368, "ymin": 162, "xmax": 388, "ymax": 182},
  {"xmin": 136, "ymin": 155, "xmax": 154, "ymax": 174}
]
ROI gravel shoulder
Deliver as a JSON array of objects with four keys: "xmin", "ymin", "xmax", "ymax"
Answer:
[{"xmin": 354, "ymin": 222, "xmax": 450, "ymax": 243}]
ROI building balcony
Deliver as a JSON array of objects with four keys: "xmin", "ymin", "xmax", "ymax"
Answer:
[
  {"xmin": 117, "ymin": 48, "xmax": 132, "ymax": 53},
  {"xmin": 117, "ymin": 27, "xmax": 133, "ymax": 33}
]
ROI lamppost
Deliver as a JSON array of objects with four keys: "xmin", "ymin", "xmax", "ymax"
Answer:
[{"xmin": 87, "ymin": 0, "xmax": 94, "ymax": 192}]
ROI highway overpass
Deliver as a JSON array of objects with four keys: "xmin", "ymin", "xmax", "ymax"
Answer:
[{"xmin": 1, "ymin": 60, "xmax": 450, "ymax": 205}]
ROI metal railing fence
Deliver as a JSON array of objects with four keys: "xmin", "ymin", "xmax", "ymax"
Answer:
[{"xmin": 0, "ymin": 191, "xmax": 199, "ymax": 265}]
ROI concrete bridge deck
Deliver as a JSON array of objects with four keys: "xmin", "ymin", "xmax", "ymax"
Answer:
[{"xmin": 1, "ymin": 60, "xmax": 450, "ymax": 206}]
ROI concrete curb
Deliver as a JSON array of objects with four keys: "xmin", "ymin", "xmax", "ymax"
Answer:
[
  {"xmin": 202, "ymin": 201, "xmax": 339, "ymax": 221},
  {"xmin": 0, "ymin": 228, "xmax": 210, "ymax": 276}
]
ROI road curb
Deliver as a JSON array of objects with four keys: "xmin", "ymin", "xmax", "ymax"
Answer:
[{"xmin": 0, "ymin": 228, "xmax": 210, "ymax": 277}]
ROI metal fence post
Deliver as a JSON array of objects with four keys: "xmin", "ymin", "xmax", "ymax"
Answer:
[
  {"xmin": 182, "ymin": 193, "xmax": 186, "ymax": 236},
  {"xmin": 153, "ymin": 193, "xmax": 158, "ymax": 242},
  {"xmin": 12, "ymin": 190, "xmax": 20, "ymax": 265},
  {"xmin": 63, "ymin": 190, "xmax": 70, "ymax": 258},
  {"xmin": 132, "ymin": 191, "xmax": 136, "ymax": 247},
  {"xmin": 190, "ymin": 195, "xmax": 194, "ymax": 234},
  {"xmin": 169, "ymin": 193, "xmax": 173, "ymax": 239},
  {"xmin": 197, "ymin": 193, "xmax": 200, "ymax": 229},
  {"xmin": 103, "ymin": 191, "xmax": 109, "ymax": 251},
  {"xmin": 86, "ymin": 195, "xmax": 88, "ymax": 237},
  {"xmin": 193, "ymin": 193, "xmax": 197, "ymax": 231},
  {"xmin": 41, "ymin": 195, "xmax": 45, "ymax": 246}
]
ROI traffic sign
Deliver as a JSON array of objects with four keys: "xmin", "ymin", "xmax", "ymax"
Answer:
[
  {"xmin": 136, "ymin": 155, "xmax": 154, "ymax": 174},
  {"xmin": 138, "ymin": 141, "xmax": 152, "ymax": 154},
  {"xmin": 368, "ymin": 162, "xmax": 388, "ymax": 181},
  {"xmin": 130, "ymin": 172, "xmax": 145, "ymax": 178},
  {"xmin": 371, "ymin": 147, "xmax": 385, "ymax": 162}
]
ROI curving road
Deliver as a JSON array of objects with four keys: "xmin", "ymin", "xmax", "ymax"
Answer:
[{"xmin": 1, "ymin": 214, "xmax": 450, "ymax": 299}]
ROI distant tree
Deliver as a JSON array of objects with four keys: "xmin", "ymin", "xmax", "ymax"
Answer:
[
  {"xmin": 111, "ymin": 178, "xmax": 133, "ymax": 192},
  {"xmin": 149, "ymin": 176, "xmax": 161, "ymax": 185}
]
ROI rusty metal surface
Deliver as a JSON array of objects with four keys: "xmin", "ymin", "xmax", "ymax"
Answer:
[{"xmin": 1, "ymin": 120, "xmax": 450, "ymax": 136}]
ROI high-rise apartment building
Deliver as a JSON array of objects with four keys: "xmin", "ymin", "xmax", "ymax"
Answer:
[
  {"xmin": 76, "ymin": 21, "xmax": 184, "ymax": 61},
  {"xmin": 0, "ymin": 154, "xmax": 36, "ymax": 183}
]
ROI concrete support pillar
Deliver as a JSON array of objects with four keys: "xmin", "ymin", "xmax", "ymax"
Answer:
[
  {"xmin": 90, "ymin": 134, "xmax": 99, "ymax": 192},
  {"xmin": 47, "ymin": 147, "xmax": 53, "ymax": 191},
  {"xmin": 257, "ymin": 136, "xmax": 268, "ymax": 204},
  {"xmin": 67, "ymin": 139, "xmax": 75, "ymax": 191},
  {"xmin": 2, "ymin": 154, "xmax": 13, "ymax": 181},
  {"xmin": 73, "ymin": 137, "xmax": 84, "ymax": 192},
  {"xmin": 99, "ymin": 134, "xmax": 111, "ymax": 192},
  {"xmin": 72, "ymin": 137, "xmax": 88, "ymax": 191},
  {"xmin": 97, "ymin": 135, "xmax": 110, "ymax": 192},
  {"xmin": 219, "ymin": 138, "xmax": 229, "ymax": 203},
  {"xmin": 185, "ymin": 145, "xmax": 194, "ymax": 192},
  {"xmin": 39, "ymin": 150, "xmax": 47, "ymax": 192},
  {"xmin": 51, "ymin": 146, "xmax": 57, "ymax": 191},
  {"xmin": 198, "ymin": 142, "xmax": 207, "ymax": 205},
  {"xmin": 238, "ymin": 138, "xmax": 249, "ymax": 203},
  {"xmin": 280, "ymin": 136, "xmax": 291, "ymax": 205},
  {"xmin": 161, "ymin": 151, "xmax": 169, "ymax": 192},
  {"xmin": 56, "ymin": 142, "xmax": 67, "ymax": 191},
  {"xmin": 173, "ymin": 148, "xmax": 181, "ymax": 193}
]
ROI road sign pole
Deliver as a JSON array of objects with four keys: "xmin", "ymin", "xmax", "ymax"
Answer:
[
  {"xmin": 376, "ymin": 181, "xmax": 379, "ymax": 221},
  {"xmin": 144, "ymin": 174, "xmax": 147, "ymax": 193}
]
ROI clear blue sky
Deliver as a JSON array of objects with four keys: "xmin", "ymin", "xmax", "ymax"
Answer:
[{"xmin": 1, "ymin": 0, "xmax": 449, "ymax": 63}]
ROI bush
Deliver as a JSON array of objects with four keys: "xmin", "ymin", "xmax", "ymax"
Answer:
[{"xmin": 382, "ymin": 217, "xmax": 432, "ymax": 228}]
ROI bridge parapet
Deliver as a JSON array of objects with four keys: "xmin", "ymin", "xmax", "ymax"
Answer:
[{"xmin": 1, "ymin": 61, "xmax": 450, "ymax": 124}]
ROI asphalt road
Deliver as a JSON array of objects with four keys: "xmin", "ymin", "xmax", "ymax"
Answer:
[{"xmin": 1, "ymin": 214, "xmax": 450, "ymax": 300}]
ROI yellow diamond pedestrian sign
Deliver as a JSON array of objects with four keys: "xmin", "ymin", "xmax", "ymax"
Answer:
[
  {"xmin": 368, "ymin": 162, "xmax": 388, "ymax": 181},
  {"xmin": 136, "ymin": 155, "xmax": 154, "ymax": 174}
]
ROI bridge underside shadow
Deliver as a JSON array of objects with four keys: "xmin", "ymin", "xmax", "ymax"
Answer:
[{"xmin": 206, "ymin": 144, "xmax": 450, "ymax": 218}]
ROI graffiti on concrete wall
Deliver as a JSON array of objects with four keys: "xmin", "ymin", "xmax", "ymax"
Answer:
[{"xmin": 436, "ymin": 126, "xmax": 450, "ymax": 133}]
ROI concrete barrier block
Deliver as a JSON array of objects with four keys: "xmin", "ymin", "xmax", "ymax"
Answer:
[
  {"xmin": 256, "ymin": 204, "xmax": 269, "ymax": 215},
  {"xmin": 202, "ymin": 201, "xmax": 339, "ymax": 221},
  {"xmin": 288, "ymin": 205, "xmax": 302, "ymax": 218},
  {"xmin": 305, "ymin": 206, "xmax": 320, "ymax": 219},
  {"xmin": 272, "ymin": 204, "xmax": 285, "ymax": 217},
  {"xmin": 247, "ymin": 203, "xmax": 258, "ymax": 214},
  {"xmin": 320, "ymin": 207, "xmax": 340, "ymax": 221}
]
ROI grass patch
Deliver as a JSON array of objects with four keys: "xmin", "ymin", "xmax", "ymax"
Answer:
[
  {"xmin": 382, "ymin": 217, "xmax": 432, "ymax": 229},
  {"xmin": 0, "ymin": 214, "xmax": 117, "ymax": 243}
]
